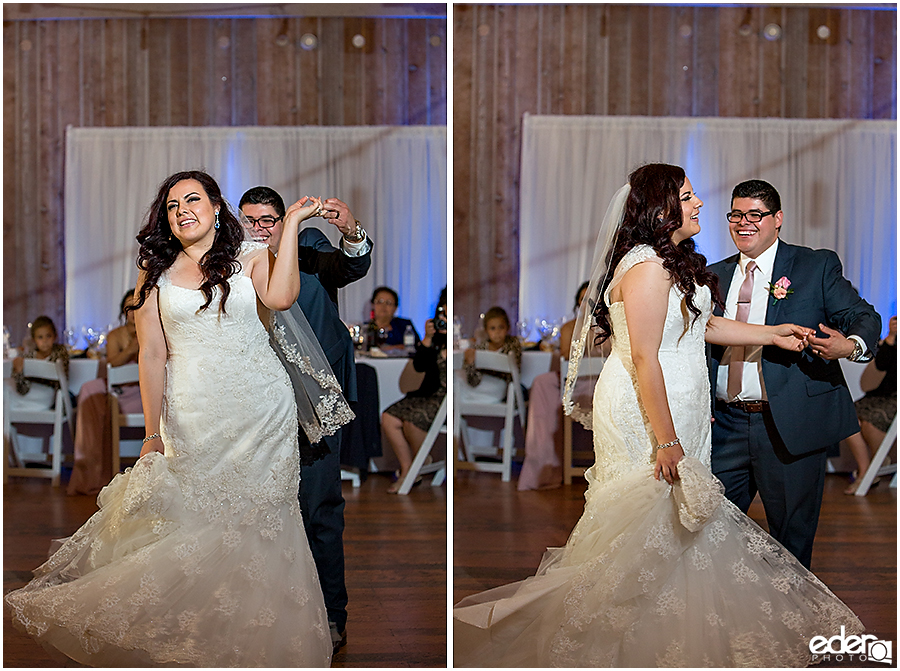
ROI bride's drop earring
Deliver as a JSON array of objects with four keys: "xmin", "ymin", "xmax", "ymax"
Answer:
[{"xmin": 215, "ymin": 210, "xmax": 220, "ymax": 229}]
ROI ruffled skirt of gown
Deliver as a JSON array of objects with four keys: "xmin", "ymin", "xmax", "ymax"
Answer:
[
  {"xmin": 453, "ymin": 457, "xmax": 864, "ymax": 667},
  {"xmin": 5, "ymin": 452, "xmax": 332, "ymax": 667}
]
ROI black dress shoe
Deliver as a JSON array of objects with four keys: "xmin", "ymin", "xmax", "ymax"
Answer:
[{"xmin": 329, "ymin": 622, "xmax": 347, "ymax": 654}]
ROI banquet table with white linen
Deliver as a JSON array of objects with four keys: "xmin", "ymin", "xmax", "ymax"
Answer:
[
  {"xmin": 356, "ymin": 355, "xmax": 410, "ymax": 414},
  {"xmin": 345, "ymin": 354, "xmax": 412, "ymax": 473}
]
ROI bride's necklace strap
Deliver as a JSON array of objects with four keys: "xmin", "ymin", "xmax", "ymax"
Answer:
[{"xmin": 181, "ymin": 249, "xmax": 206, "ymax": 265}]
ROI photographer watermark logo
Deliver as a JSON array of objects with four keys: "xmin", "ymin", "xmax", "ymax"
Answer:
[{"xmin": 809, "ymin": 626, "xmax": 892, "ymax": 664}]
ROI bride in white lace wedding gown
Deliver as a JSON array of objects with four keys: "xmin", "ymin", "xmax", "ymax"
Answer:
[
  {"xmin": 6, "ymin": 172, "xmax": 341, "ymax": 667},
  {"xmin": 453, "ymin": 168, "xmax": 864, "ymax": 667}
]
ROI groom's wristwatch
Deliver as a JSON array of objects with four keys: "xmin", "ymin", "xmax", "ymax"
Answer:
[
  {"xmin": 343, "ymin": 220, "xmax": 365, "ymax": 244},
  {"xmin": 847, "ymin": 338, "xmax": 872, "ymax": 363}
]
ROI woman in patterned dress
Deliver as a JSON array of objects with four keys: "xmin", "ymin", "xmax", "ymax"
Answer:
[{"xmin": 382, "ymin": 288, "xmax": 447, "ymax": 493}]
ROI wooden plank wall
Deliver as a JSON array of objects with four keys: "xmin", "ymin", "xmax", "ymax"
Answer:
[
  {"xmin": 3, "ymin": 15, "xmax": 447, "ymax": 341},
  {"xmin": 453, "ymin": 4, "xmax": 896, "ymax": 333}
]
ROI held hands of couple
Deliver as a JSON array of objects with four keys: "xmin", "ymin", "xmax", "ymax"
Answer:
[
  {"xmin": 768, "ymin": 322, "xmax": 860, "ymax": 359},
  {"xmin": 284, "ymin": 196, "xmax": 325, "ymax": 228},
  {"xmin": 807, "ymin": 323, "xmax": 857, "ymax": 360},
  {"xmin": 771, "ymin": 323, "xmax": 815, "ymax": 353},
  {"xmin": 294, "ymin": 196, "xmax": 357, "ymax": 238}
]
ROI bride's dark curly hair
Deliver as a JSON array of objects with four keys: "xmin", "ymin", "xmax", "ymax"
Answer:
[
  {"xmin": 129, "ymin": 170, "xmax": 243, "ymax": 315},
  {"xmin": 592, "ymin": 163, "xmax": 721, "ymax": 343}
]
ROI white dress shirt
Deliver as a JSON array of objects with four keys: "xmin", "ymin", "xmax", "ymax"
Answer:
[
  {"xmin": 715, "ymin": 240, "xmax": 780, "ymax": 401},
  {"xmin": 339, "ymin": 230, "xmax": 371, "ymax": 257}
]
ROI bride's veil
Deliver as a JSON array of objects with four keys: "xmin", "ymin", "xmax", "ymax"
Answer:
[
  {"xmin": 562, "ymin": 183, "xmax": 630, "ymax": 429},
  {"xmin": 236, "ymin": 207, "xmax": 355, "ymax": 446}
]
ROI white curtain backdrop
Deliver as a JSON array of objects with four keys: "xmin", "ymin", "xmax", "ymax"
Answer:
[
  {"xmin": 519, "ymin": 115, "xmax": 896, "ymax": 335},
  {"xmin": 65, "ymin": 125, "xmax": 446, "ymax": 341}
]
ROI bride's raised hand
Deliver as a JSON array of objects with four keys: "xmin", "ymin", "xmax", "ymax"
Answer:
[
  {"xmin": 771, "ymin": 323, "xmax": 813, "ymax": 352},
  {"xmin": 654, "ymin": 440, "xmax": 684, "ymax": 485}
]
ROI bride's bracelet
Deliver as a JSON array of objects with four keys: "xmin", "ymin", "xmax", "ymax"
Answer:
[
  {"xmin": 143, "ymin": 433, "xmax": 160, "ymax": 444},
  {"xmin": 657, "ymin": 438, "xmax": 681, "ymax": 450}
]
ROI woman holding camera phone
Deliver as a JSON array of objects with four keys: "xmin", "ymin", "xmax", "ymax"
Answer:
[{"xmin": 381, "ymin": 288, "xmax": 447, "ymax": 493}]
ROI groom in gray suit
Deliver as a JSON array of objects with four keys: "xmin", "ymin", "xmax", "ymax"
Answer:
[{"xmin": 707, "ymin": 179, "xmax": 880, "ymax": 569}]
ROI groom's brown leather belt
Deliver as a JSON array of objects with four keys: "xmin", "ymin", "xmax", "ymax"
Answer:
[{"xmin": 718, "ymin": 399, "xmax": 769, "ymax": 413}]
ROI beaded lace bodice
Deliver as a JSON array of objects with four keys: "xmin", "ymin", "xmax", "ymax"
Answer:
[
  {"xmin": 591, "ymin": 245, "xmax": 712, "ymax": 485},
  {"xmin": 158, "ymin": 241, "xmax": 302, "ymax": 517}
]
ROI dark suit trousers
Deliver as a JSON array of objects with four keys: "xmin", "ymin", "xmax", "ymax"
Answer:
[
  {"xmin": 298, "ymin": 433, "xmax": 348, "ymax": 632},
  {"xmin": 711, "ymin": 403, "xmax": 827, "ymax": 570}
]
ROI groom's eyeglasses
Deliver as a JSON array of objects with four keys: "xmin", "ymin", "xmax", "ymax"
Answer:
[
  {"xmin": 727, "ymin": 209, "xmax": 776, "ymax": 224},
  {"xmin": 245, "ymin": 215, "xmax": 282, "ymax": 229}
]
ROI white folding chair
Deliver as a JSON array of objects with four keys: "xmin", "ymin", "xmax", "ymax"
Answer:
[
  {"xmin": 108, "ymin": 363, "xmax": 143, "ymax": 474},
  {"xmin": 67, "ymin": 358, "xmax": 101, "ymax": 396},
  {"xmin": 560, "ymin": 356, "xmax": 605, "ymax": 484},
  {"xmin": 3, "ymin": 359, "xmax": 74, "ymax": 486},
  {"xmin": 454, "ymin": 350, "xmax": 526, "ymax": 482},
  {"xmin": 340, "ymin": 468, "xmax": 361, "ymax": 488},
  {"xmin": 397, "ymin": 396, "xmax": 447, "ymax": 495},
  {"xmin": 854, "ymin": 416, "xmax": 897, "ymax": 497},
  {"xmin": 519, "ymin": 350, "xmax": 553, "ymax": 390}
]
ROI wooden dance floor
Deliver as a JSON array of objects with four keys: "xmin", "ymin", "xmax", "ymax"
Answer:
[
  {"xmin": 3, "ymin": 471, "xmax": 447, "ymax": 668},
  {"xmin": 455, "ymin": 468, "xmax": 897, "ymax": 668}
]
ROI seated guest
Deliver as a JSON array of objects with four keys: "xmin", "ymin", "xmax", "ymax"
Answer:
[
  {"xmin": 382, "ymin": 289, "xmax": 447, "ymax": 494},
  {"xmin": 9, "ymin": 316, "xmax": 69, "ymax": 411},
  {"xmin": 843, "ymin": 314, "xmax": 897, "ymax": 494},
  {"xmin": 518, "ymin": 283, "xmax": 595, "ymax": 490},
  {"xmin": 457, "ymin": 307, "xmax": 522, "ymax": 403},
  {"xmin": 367, "ymin": 286, "xmax": 420, "ymax": 350},
  {"xmin": 67, "ymin": 291, "xmax": 143, "ymax": 496}
]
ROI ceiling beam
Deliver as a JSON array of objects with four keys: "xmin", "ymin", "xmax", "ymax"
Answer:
[{"xmin": 3, "ymin": 3, "xmax": 447, "ymax": 21}]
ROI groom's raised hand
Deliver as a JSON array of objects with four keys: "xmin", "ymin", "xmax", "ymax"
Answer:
[{"xmin": 322, "ymin": 198, "xmax": 357, "ymax": 238}]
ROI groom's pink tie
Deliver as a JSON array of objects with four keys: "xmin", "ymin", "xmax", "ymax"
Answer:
[{"xmin": 727, "ymin": 261, "xmax": 757, "ymax": 401}]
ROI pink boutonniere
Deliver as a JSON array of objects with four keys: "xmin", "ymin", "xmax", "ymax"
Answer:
[{"xmin": 768, "ymin": 276, "xmax": 794, "ymax": 304}]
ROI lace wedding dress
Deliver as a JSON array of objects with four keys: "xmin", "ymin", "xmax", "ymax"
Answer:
[
  {"xmin": 453, "ymin": 245, "xmax": 864, "ymax": 667},
  {"xmin": 6, "ymin": 242, "xmax": 332, "ymax": 667}
]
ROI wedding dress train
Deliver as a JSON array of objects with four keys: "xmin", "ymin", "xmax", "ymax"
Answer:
[
  {"xmin": 453, "ymin": 245, "xmax": 864, "ymax": 667},
  {"xmin": 6, "ymin": 242, "xmax": 332, "ymax": 667}
]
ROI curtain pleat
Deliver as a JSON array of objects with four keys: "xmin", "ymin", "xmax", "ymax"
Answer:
[
  {"xmin": 519, "ymin": 115, "xmax": 896, "ymax": 332},
  {"xmin": 64, "ymin": 125, "xmax": 447, "ymax": 338}
]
